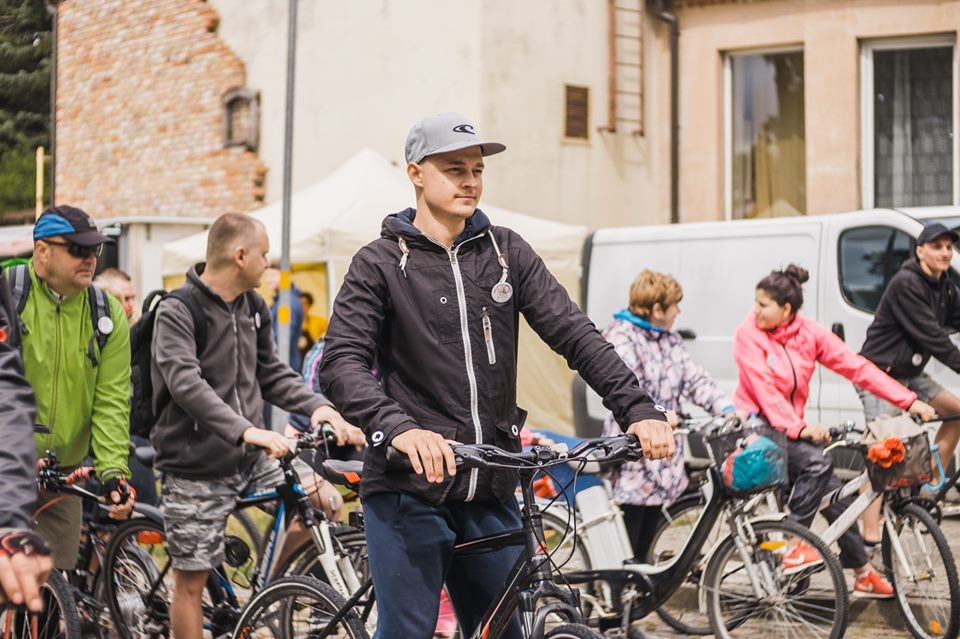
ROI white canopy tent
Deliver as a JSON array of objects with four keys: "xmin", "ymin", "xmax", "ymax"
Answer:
[{"xmin": 162, "ymin": 148, "xmax": 588, "ymax": 433}]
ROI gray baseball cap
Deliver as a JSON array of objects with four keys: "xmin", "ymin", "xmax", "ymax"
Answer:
[{"xmin": 404, "ymin": 112, "xmax": 506, "ymax": 164}]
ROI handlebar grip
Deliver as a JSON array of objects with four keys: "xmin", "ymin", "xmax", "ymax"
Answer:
[{"xmin": 385, "ymin": 446, "xmax": 414, "ymax": 471}]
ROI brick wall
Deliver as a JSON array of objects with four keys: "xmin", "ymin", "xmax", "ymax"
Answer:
[{"xmin": 55, "ymin": 0, "xmax": 266, "ymax": 219}]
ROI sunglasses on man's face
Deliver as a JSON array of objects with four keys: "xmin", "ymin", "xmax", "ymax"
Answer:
[{"xmin": 41, "ymin": 239, "xmax": 104, "ymax": 259}]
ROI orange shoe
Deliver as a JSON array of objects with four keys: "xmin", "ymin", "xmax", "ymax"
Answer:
[
  {"xmin": 853, "ymin": 567, "xmax": 894, "ymax": 599},
  {"xmin": 782, "ymin": 540, "xmax": 824, "ymax": 574}
]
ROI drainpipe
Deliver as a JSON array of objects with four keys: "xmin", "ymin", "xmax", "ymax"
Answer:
[
  {"xmin": 44, "ymin": 0, "xmax": 61, "ymax": 206},
  {"xmin": 650, "ymin": 0, "xmax": 679, "ymax": 224}
]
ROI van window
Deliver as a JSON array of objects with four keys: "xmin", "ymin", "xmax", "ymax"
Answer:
[{"xmin": 838, "ymin": 226, "xmax": 914, "ymax": 313}]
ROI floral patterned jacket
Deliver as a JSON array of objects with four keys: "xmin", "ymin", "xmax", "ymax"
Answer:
[{"xmin": 602, "ymin": 311, "xmax": 733, "ymax": 506}]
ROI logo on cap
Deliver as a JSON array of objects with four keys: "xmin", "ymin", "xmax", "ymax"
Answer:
[{"xmin": 452, "ymin": 124, "xmax": 476, "ymax": 135}]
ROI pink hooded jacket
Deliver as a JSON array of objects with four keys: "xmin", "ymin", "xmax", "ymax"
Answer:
[{"xmin": 733, "ymin": 312, "xmax": 916, "ymax": 440}]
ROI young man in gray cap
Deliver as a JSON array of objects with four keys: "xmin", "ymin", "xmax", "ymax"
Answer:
[
  {"xmin": 7, "ymin": 205, "xmax": 135, "ymax": 569},
  {"xmin": 319, "ymin": 112, "xmax": 673, "ymax": 638},
  {"xmin": 859, "ymin": 222, "xmax": 960, "ymax": 470}
]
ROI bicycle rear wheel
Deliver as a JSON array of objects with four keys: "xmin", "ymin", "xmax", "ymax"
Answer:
[
  {"xmin": 882, "ymin": 502, "xmax": 960, "ymax": 639},
  {"xmin": 0, "ymin": 570, "xmax": 81, "ymax": 639},
  {"xmin": 703, "ymin": 518, "xmax": 848, "ymax": 639},
  {"xmin": 230, "ymin": 575, "xmax": 366, "ymax": 639}
]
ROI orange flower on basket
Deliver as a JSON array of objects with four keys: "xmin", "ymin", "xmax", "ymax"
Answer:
[{"xmin": 867, "ymin": 437, "xmax": 907, "ymax": 469}]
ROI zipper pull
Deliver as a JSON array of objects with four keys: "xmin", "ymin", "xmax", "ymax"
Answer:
[{"xmin": 482, "ymin": 307, "xmax": 496, "ymax": 366}]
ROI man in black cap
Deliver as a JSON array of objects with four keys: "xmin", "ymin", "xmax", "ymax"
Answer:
[
  {"xmin": 859, "ymin": 221, "xmax": 960, "ymax": 470},
  {"xmin": 6, "ymin": 205, "xmax": 135, "ymax": 570}
]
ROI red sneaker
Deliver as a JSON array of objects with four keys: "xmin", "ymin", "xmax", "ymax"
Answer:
[
  {"xmin": 782, "ymin": 540, "xmax": 824, "ymax": 574},
  {"xmin": 853, "ymin": 567, "xmax": 894, "ymax": 599}
]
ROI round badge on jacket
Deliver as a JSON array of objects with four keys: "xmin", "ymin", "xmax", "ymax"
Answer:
[
  {"xmin": 912, "ymin": 353, "xmax": 923, "ymax": 367},
  {"xmin": 98, "ymin": 316, "xmax": 114, "ymax": 335},
  {"xmin": 491, "ymin": 282, "xmax": 513, "ymax": 303}
]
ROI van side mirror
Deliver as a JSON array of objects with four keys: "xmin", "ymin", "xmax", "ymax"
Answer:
[
  {"xmin": 831, "ymin": 322, "xmax": 845, "ymax": 342},
  {"xmin": 678, "ymin": 328, "xmax": 697, "ymax": 340}
]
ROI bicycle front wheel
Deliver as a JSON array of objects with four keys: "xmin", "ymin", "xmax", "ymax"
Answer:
[
  {"xmin": 882, "ymin": 502, "xmax": 960, "ymax": 639},
  {"xmin": 543, "ymin": 623, "xmax": 603, "ymax": 638},
  {"xmin": 703, "ymin": 518, "xmax": 848, "ymax": 639},
  {"xmin": 231, "ymin": 575, "xmax": 367, "ymax": 639},
  {"xmin": 0, "ymin": 570, "xmax": 82, "ymax": 639}
]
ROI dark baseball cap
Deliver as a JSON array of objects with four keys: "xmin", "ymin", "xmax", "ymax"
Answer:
[
  {"xmin": 404, "ymin": 112, "xmax": 506, "ymax": 164},
  {"xmin": 917, "ymin": 222, "xmax": 960, "ymax": 246},
  {"xmin": 34, "ymin": 206, "xmax": 113, "ymax": 246}
]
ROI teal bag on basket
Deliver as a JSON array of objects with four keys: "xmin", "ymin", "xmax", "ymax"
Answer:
[{"xmin": 721, "ymin": 433, "xmax": 786, "ymax": 494}]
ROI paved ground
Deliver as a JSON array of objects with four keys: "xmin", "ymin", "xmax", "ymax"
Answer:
[{"xmin": 628, "ymin": 512, "xmax": 960, "ymax": 638}]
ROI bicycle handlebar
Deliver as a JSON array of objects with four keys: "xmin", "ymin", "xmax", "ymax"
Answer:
[{"xmin": 385, "ymin": 434, "xmax": 643, "ymax": 472}]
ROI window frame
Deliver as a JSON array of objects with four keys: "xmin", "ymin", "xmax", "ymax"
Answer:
[
  {"xmin": 859, "ymin": 35, "xmax": 959, "ymax": 209},
  {"xmin": 723, "ymin": 45, "xmax": 806, "ymax": 221}
]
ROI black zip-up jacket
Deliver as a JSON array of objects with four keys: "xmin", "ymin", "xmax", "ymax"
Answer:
[
  {"xmin": 0, "ymin": 269, "xmax": 38, "ymax": 529},
  {"xmin": 860, "ymin": 258, "xmax": 960, "ymax": 378},
  {"xmin": 319, "ymin": 208, "xmax": 665, "ymax": 504}
]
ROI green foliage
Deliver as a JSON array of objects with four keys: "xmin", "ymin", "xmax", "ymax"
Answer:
[{"xmin": 0, "ymin": 139, "xmax": 38, "ymax": 211}]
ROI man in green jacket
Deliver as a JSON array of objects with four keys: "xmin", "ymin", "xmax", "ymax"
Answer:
[{"xmin": 11, "ymin": 206, "xmax": 135, "ymax": 569}]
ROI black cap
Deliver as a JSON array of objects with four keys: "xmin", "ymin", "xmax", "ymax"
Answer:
[
  {"xmin": 34, "ymin": 205, "xmax": 113, "ymax": 246},
  {"xmin": 917, "ymin": 222, "xmax": 960, "ymax": 246}
]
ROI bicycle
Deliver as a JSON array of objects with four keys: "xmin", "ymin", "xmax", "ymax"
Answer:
[
  {"xmin": 807, "ymin": 420, "xmax": 960, "ymax": 639},
  {"xmin": 239, "ymin": 437, "xmax": 661, "ymax": 639},
  {"xmin": 101, "ymin": 429, "xmax": 367, "ymax": 639},
  {"xmin": 30, "ymin": 450, "xmax": 165, "ymax": 639}
]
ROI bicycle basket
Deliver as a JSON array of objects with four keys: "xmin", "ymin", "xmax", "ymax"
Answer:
[
  {"xmin": 862, "ymin": 433, "xmax": 932, "ymax": 492},
  {"xmin": 707, "ymin": 425, "xmax": 788, "ymax": 497}
]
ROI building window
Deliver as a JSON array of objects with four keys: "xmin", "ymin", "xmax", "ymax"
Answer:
[
  {"xmin": 861, "ymin": 38, "xmax": 958, "ymax": 208},
  {"xmin": 223, "ymin": 87, "xmax": 259, "ymax": 151},
  {"xmin": 565, "ymin": 85, "xmax": 589, "ymax": 139},
  {"xmin": 725, "ymin": 49, "xmax": 806, "ymax": 219}
]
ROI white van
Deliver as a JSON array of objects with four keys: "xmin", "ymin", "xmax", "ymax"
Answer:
[{"xmin": 575, "ymin": 207, "xmax": 960, "ymax": 436}]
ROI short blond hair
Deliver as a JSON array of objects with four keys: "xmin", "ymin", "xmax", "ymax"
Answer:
[{"xmin": 628, "ymin": 270, "xmax": 683, "ymax": 319}]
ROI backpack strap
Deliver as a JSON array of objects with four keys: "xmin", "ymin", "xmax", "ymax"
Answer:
[
  {"xmin": 167, "ymin": 289, "xmax": 208, "ymax": 355},
  {"xmin": 7, "ymin": 264, "xmax": 30, "ymax": 343},
  {"xmin": 245, "ymin": 291, "xmax": 272, "ymax": 351},
  {"xmin": 86, "ymin": 284, "xmax": 112, "ymax": 367}
]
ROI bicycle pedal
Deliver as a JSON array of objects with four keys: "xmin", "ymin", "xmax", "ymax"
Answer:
[{"xmin": 349, "ymin": 510, "xmax": 364, "ymax": 529}]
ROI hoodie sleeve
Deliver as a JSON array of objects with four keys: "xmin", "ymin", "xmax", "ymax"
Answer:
[
  {"xmin": 732, "ymin": 319, "xmax": 806, "ymax": 439},
  {"xmin": 887, "ymin": 272, "xmax": 960, "ymax": 373},
  {"xmin": 813, "ymin": 322, "xmax": 916, "ymax": 409},
  {"xmin": 0, "ymin": 271, "xmax": 36, "ymax": 530},
  {"xmin": 319, "ymin": 249, "xmax": 421, "ymax": 446},
  {"xmin": 511, "ymin": 232, "xmax": 665, "ymax": 429}
]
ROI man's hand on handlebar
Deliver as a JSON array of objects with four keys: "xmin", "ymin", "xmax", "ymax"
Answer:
[
  {"xmin": 0, "ymin": 530, "xmax": 52, "ymax": 613},
  {"xmin": 799, "ymin": 424, "xmax": 831, "ymax": 444},
  {"xmin": 243, "ymin": 427, "xmax": 290, "ymax": 459},
  {"xmin": 101, "ymin": 476, "xmax": 137, "ymax": 521},
  {"xmin": 908, "ymin": 399, "xmax": 937, "ymax": 423},
  {"xmin": 626, "ymin": 418, "xmax": 675, "ymax": 460},
  {"xmin": 391, "ymin": 428, "xmax": 457, "ymax": 483},
  {"xmin": 310, "ymin": 405, "xmax": 366, "ymax": 449}
]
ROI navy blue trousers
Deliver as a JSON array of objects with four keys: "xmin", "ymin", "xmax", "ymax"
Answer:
[{"xmin": 363, "ymin": 493, "xmax": 524, "ymax": 639}]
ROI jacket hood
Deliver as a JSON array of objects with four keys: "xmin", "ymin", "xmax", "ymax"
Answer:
[
  {"xmin": 903, "ymin": 257, "xmax": 948, "ymax": 288},
  {"xmin": 381, "ymin": 207, "xmax": 491, "ymax": 246}
]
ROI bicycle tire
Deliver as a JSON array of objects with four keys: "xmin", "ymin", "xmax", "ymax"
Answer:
[
  {"xmin": 646, "ymin": 492, "xmax": 720, "ymax": 635},
  {"xmin": 882, "ymin": 502, "xmax": 960, "ymax": 639},
  {"xmin": 703, "ymin": 518, "xmax": 848, "ymax": 639},
  {"xmin": 102, "ymin": 517, "xmax": 226, "ymax": 639},
  {"xmin": 0, "ymin": 570, "xmax": 82, "ymax": 639},
  {"xmin": 230, "ymin": 575, "xmax": 367, "ymax": 639},
  {"xmin": 277, "ymin": 528, "xmax": 367, "ymax": 585},
  {"xmin": 543, "ymin": 623, "xmax": 603, "ymax": 638}
]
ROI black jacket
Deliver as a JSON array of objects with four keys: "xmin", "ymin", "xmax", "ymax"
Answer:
[
  {"xmin": 860, "ymin": 258, "xmax": 960, "ymax": 378},
  {"xmin": 0, "ymin": 270, "xmax": 38, "ymax": 529},
  {"xmin": 319, "ymin": 208, "xmax": 664, "ymax": 504}
]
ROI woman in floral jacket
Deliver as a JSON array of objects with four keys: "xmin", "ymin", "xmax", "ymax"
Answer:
[{"xmin": 601, "ymin": 270, "xmax": 733, "ymax": 561}]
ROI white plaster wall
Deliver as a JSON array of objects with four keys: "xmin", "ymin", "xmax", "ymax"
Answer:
[{"xmin": 210, "ymin": 0, "xmax": 664, "ymax": 228}]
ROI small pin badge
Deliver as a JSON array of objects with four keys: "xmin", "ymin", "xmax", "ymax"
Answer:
[
  {"xmin": 98, "ymin": 316, "xmax": 114, "ymax": 335},
  {"xmin": 491, "ymin": 282, "xmax": 513, "ymax": 304},
  {"xmin": 254, "ymin": 312, "xmax": 261, "ymax": 330}
]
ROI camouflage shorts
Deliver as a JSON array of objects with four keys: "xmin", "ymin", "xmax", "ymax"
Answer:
[{"xmin": 161, "ymin": 455, "xmax": 314, "ymax": 571}]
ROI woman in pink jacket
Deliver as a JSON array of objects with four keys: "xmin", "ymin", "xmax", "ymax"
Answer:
[{"xmin": 733, "ymin": 264, "xmax": 935, "ymax": 599}]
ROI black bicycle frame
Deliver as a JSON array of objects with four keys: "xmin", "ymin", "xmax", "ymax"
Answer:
[{"xmin": 557, "ymin": 467, "xmax": 726, "ymax": 631}]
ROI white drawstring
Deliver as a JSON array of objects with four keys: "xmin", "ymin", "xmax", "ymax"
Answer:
[{"xmin": 398, "ymin": 237, "xmax": 410, "ymax": 278}]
